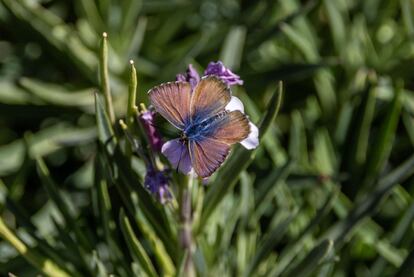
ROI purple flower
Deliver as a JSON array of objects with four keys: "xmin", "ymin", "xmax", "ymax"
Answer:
[
  {"xmin": 176, "ymin": 61, "xmax": 243, "ymax": 88},
  {"xmin": 176, "ymin": 64, "xmax": 200, "ymax": 89},
  {"xmin": 204, "ymin": 61, "xmax": 243, "ymax": 86},
  {"xmin": 144, "ymin": 166, "xmax": 171, "ymax": 203},
  {"xmin": 139, "ymin": 110, "xmax": 163, "ymax": 151}
]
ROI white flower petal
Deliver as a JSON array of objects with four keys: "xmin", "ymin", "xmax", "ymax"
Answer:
[
  {"xmin": 240, "ymin": 121, "xmax": 259, "ymax": 150},
  {"xmin": 225, "ymin": 96, "xmax": 244, "ymax": 113}
]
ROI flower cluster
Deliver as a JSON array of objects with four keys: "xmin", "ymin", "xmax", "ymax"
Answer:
[
  {"xmin": 138, "ymin": 109, "xmax": 163, "ymax": 152},
  {"xmin": 144, "ymin": 166, "xmax": 170, "ymax": 203}
]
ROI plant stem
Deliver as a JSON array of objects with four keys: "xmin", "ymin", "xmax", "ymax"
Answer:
[{"xmin": 179, "ymin": 175, "xmax": 195, "ymax": 277}]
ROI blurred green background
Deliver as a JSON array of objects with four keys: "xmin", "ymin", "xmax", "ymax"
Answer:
[{"xmin": 1, "ymin": 0, "xmax": 414, "ymax": 276}]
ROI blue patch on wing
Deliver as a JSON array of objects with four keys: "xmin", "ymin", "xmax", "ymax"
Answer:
[{"xmin": 184, "ymin": 111, "xmax": 229, "ymax": 141}]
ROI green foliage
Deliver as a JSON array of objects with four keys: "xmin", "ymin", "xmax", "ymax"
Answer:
[{"xmin": 1, "ymin": 0, "xmax": 414, "ymax": 276}]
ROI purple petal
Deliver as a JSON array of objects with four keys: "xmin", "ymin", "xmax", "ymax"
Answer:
[
  {"xmin": 176, "ymin": 74, "xmax": 187, "ymax": 82},
  {"xmin": 176, "ymin": 64, "xmax": 200, "ymax": 89},
  {"xmin": 240, "ymin": 121, "xmax": 259, "ymax": 150},
  {"xmin": 144, "ymin": 167, "xmax": 171, "ymax": 203},
  {"xmin": 204, "ymin": 61, "xmax": 243, "ymax": 86},
  {"xmin": 161, "ymin": 139, "xmax": 192, "ymax": 174},
  {"xmin": 139, "ymin": 110, "xmax": 163, "ymax": 152}
]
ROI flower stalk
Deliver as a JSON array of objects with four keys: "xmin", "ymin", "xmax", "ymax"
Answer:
[
  {"xmin": 127, "ymin": 60, "xmax": 137, "ymax": 127},
  {"xmin": 99, "ymin": 32, "xmax": 115, "ymax": 124},
  {"xmin": 125, "ymin": 60, "xmax": 138, "ymax": 159},
  {"xmin": 179, "ymin": 175, "xmax": 195, "ymax": 277}
]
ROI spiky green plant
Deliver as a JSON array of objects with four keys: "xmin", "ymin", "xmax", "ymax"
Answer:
[{"xmin": 1, "ymin": 1, "xmax": 414, "ymax": 276}]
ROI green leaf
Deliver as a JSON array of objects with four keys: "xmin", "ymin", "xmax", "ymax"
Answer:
[
  {"xmin": 362, "ymin": 82, "xmax": 403, "ymax": 191},
  {"xmin": 95, "ymin": 169, "xmax": 132, "ymax": 277},
  {"xmin": 198, "ymin": 82, "xmax": 283, "ymax": 233},
  {"xmin": 91, "ymin": 251, "xmax": 108, "ymax": 277},
  {"xmin": 0, "ymin": 125, "xmax": 96, "ymax": 175},
  {"xmin": 36, "ymin": 158, "xmax": 92, "ymax": 252},
  {"xmin": 103, "ymin": 145, "xmax": 177, "ymax": 256},
  {"xmin": 289, "ymin": 110, "xmax": 309, "ymax": 165},
  {"xmin": 371, "ymin": 200, "xmax": 414, "ymax": 275},
  {"xmin": 134, "ymin": 210, "xmax": 176, "ymax": 276},
  {"xmin": 283, "ymin": 240, "xmax": 334, "ymax": 277},
  {"xmin": 119, "ymin": 209, "xmax": 157, "ymax": 277},
  {"xmin": 348, "ymin": 85, "xmax": 377, "ymax": 175},
  {"xmin": 395, "ymin": 247, "xmax": 414, "ymax": 277},
  {"xmin": 19, "ymin": 78, "xmax": 95, "ymax": 108},
  {"xmin": 0, "ymin": 216, "xmax": 75, "ymax": 277},
  {"xmin": 400, "ymin": 0, "xmax": 414, "ymax": 37},
  {"xmin": 323, "ymin": 0, "xmax": 346, "ymax": 52},
  {"xmin": 220, "ymin": 26, "xmax": 246, "ymax": 70},
  {"xmin": 323, "ymin": 153, "xmax": 414, "ymax": 245},
  {"xmin": 272, "ymin": 186, "xmax": 338, "ymax": 276},
  {"xmin": 255, "ymin": 161, "xmax": 292, "ymax": 217},
  {"xmin": 95, "ymin": 93, "xmax": 116, "ymax": 154},
  {"xmin": 244, "ymin": 213, "xmax": 296, "ymax": 276}
]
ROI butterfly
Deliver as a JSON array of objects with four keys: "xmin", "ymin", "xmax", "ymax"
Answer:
[{"xmin": 149, "ymin": 76, "xmax": 258, "ymax": 178}]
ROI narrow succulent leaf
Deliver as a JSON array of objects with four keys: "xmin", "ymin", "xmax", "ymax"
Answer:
[
  {"xmin": 50, "ymin": 217, "xmax": 86, "ymax": 270},
  {"xmin": 272, "ymin": 186, "xmax": 338, "ymax": 276},
  {"xmin": 78, "ymin": 0, "xmax": 105, "ymax": 37},
  {"xmin": 119, "ymin": 209, "xmax": 158, "ymax": 277},
  {"xmin": 289, "ymin": 110, "xmax": 309, "ymax": 165},
  {"xmin": 220, "ymin": 26, "xmax": 246, "ymax": 70},
  {"xmin": 400, "ymin": 0, "xmax": 414, "ymax": 36},
  {"xmin": 2, "ymin": 0, "xmax": 98, "ymax": 80},
  {"xmin": 395, "ymin": 247, "xmax": 414, "ymax": 277},
  {"xmin": 1, "ymin": 182, "xmax": 83, "ymax": 274},
  {"xmin": 323, "ymin": 0, "xmax": 346, "ymax": 52},
  {"xmin": 91, "ymin": 251, "xmax": 108, "ymax": 277},
  {"xmin": 244, "ymin": 213, "xmax": 295, "ymax": 277},
  {"xmin": 402, "ymin": 111, "xmax": 414, "ymax": 146},
  {"xmin": 0, "ymin": 125, "xmax": 96, "ymax": 176},
  {"xmin": 19, "ymin": 78, "xmax": 95, "ymax": 108},
  {"xmin": 96, "ymin": 176, "xmax": 133, "ymax": 277},
  {"xmin": 282, "ymin": 240, "xmax": 334, "ymax": 277},
  {"xmin": 371, "ymin": 200, "xmax": 414, "ymax": 275},
  {"xmin": 36, "ymin": 158, "xmax": 92, "ymax": 251},
  {"xmin": 238, "ymin": 90, "xmax": 287, "ymax": 166},
  {"xmin": 135, "ymin": 210, "xmax": 176, "ymax": 276},
  {"xmin": 324, "ymin": 153, "xmax": 414, "ymax": 245},
  {"xmin": 362, "ymin": 83, "xmax": 402, "ymax": 190},
  {"xmin": 199, "ymin": 82, "xmax": 283, "ymax": 232},
  {"xmin": 0, "ymin": 80, "xmax": 36, "ymax": 105},
  {"xmin": 313, "ymin": 128, "xmax": 337, "ymax": 176},
  {"xmin": 126, "ymin": 16, "xmax": 147, "ymax": 57},
  {"xmin": 0, "ymin": 216, "xmax": 74, "ymax": 277},
  {"xmin": 255, "ymin": 161, "xmax": 292, "ymax": 216},
  {"xmin": 104, "ymin": 145, "xmax": 177, "ymax": 255},
  {"xmin": 95, "ymin": 93, "xmax": 116, "ymax": 154},
  {"xmin": 348, "ymin": 85, "xmax": 377, "ymax": 176}
]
